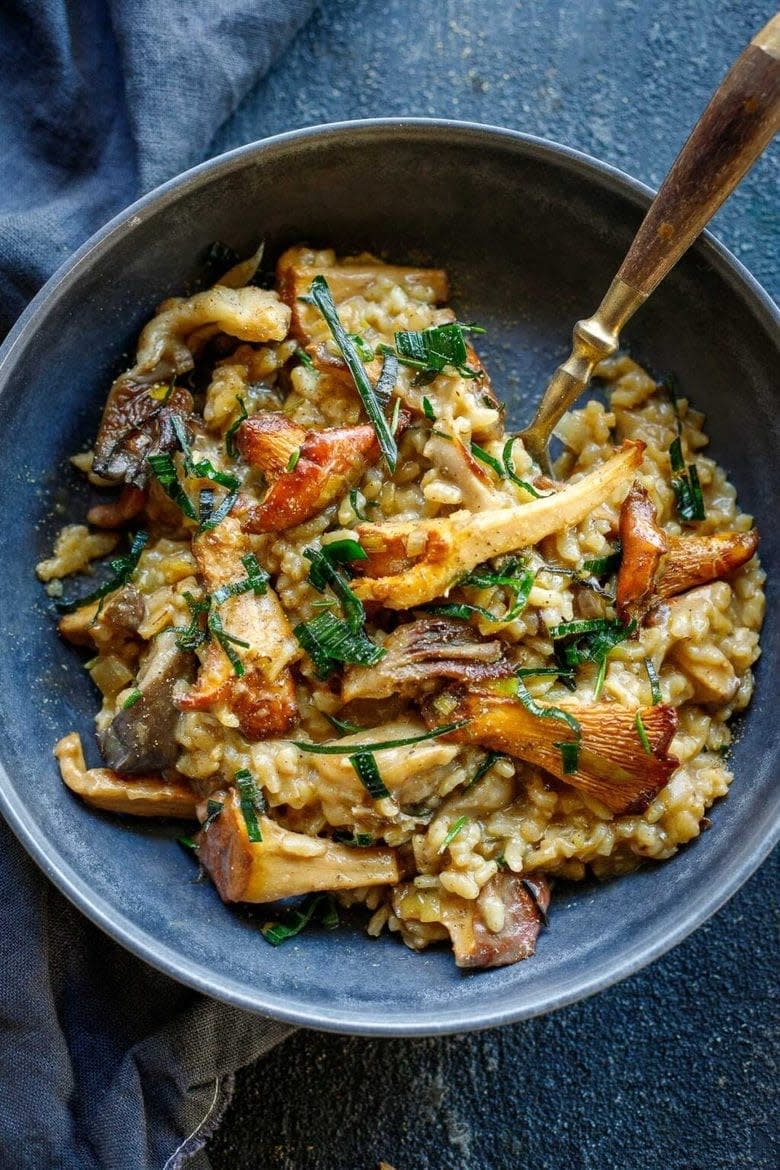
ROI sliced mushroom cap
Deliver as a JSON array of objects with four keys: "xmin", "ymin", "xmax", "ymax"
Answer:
[
  {"xmin": 341, "ymin": 617, "xmax": 513, "ymax": 703},
  {"xmin": 392, "ymin": 872, "xmax": 551, "ymax": 968},
  {"xmin": 423, "ymin": 431, "xmax": 507, "ymax": 511},
  {"xmin": 196, "ymin": 788, "xmax": 399, "ymax": 903},
  {"xmin": 58, "ymin": 584, "xmax": 145, "ymax": 650},
  {"xmin": 429, "ymin": 685, "xmax": 678, "ymax": 815},
  {"xmin": 615, "ymin": 483, "xmax": 669, "ymax": 623},
  {"xmin": 352, "ymin": 442, "xmax": 645, "ymax": 609},
  {"xmin": 99, "ymin": 629, "xmax": 195, "ymax": 773}
]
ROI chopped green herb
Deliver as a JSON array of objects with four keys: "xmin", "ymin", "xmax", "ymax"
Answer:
[
  {"xmin": 171, "ymin": 414, "xmax": 239, "ymax": 490},
  {"xmin": 349, "ymin": 750, "xmax": 391, "ymax": 799},
  {"xmin": 234, "ymin": 769, "xmax": 265, "ymax": 842},
  {"xmin": 294, "ymin": 346, "xmax": 314, "ymax": 369},
  {"xmin": 635, "ymin": 710, "xmax": 652, "ymax": 754},
  {"xmin": 470, "ymin": 441, "xmax": 505, "ymax": 479},
  {"xmin": 172, "ymin": 591, "xmax": 211, "ymax": 652},
  {"xmin": 582, "ymin": 544, "xmax": 623, "ymax": 576},
  {"xmin": 348, "ymin": 488, "xmax": 370, "ymax": 520},
  {"xmin": 333, "ymin": 830, "xmax": 376, "ymax": 847},
  {"xmin": 201, "ymin": 799, "xmax": 224, "ymax": 832},
  {"xmin": 178, "ymin": 835, "xmax": 199, "ymax": 852},
  {"xmin": 515, "ymin": 666, "xmax": 575, "ymax": 680},
  {"xmin": 197, "ymin": 487, "xmax": 238, "ymax": 533},
  {"xmin": 393, "ymin": 323, "xmax": 479, "ymax": 380},
  {"xmin": 198, "ymin": 487, "xmax": 214, "ymax": 527},
  {"xmin": 495, "ymin": 851, "xmax": 509, "ymax": 870},
  {"xmin": 304, "ymin": 545, "xmax": 367, "ymax": 634},
  {"xmin": 225, "ymin": 396, "xmax": 249, "ymax": 459},
  {"xmin": 260, "ymin": 892, "xmax": 339, "ymax": 945},
  {"xmin": 55, "ymin": 530, "xmax": 149, "ymax": 614},
  {"xmin": 438, "ymin": 815, "xmax": 468, "ymax": 853},
  {"xmin": 348, "ymin": 333, "xmax": 375, "ymax": 362},
  {"xmin": 550, "ymin": 618, "xmax": 637, "ymax": 669},
  {"xmin": 502, "ymin": 437, "xmax": 547, "ymax": 497},
  {"xmin": 304, "ymin": 276, "xmax": 397, "ymax": 471},
  {"xmin": 644, "ymin": 657, "xmax": 662, "ymax": 704},
  {"xmin": 122, "ymin": 688, "xmax": 142, "ymax": 709},
  {"xmin": 293, "ymin": 610, "xmax": 385, "ymax": 678},
  {"xmin": 593, "ymin": 653, "xmax": 608, "ymax": 700},
  {"xmin": 515, "ymin": 677, "xmax": 581, "ymax": 772},
  {"xmin": 374, "ymin": 349, "xmax": 398, "ymax": 407},
  {"xmin": 286, "ymin": 448, "xmax": 301, "ymax": 472},
  {"xmin": 147, "ymin": 452, "xmax": 197, "ymax": 520},
  {"xmin": 292, "ymin": 721, "xmax": 469, "ymax": 755},
  {"xmin": 665, "ymin": 380, "xmax": 706, "ymax": 523},
  {"xmin": 208, "ymin": 609, "xmax": 250, "ymax": 677},
  {"xmin": 422, "ymin": 396, "xmax": 435, "ymax": 420},
  {"xmin": 324, "ymin": 713, "xmax": 364, "ymax": 736},
  {"xmin": 212, "ymin": 553, "xmax": 269, "ymax": 606}
]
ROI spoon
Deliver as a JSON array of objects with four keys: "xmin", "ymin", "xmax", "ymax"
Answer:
[{"xmin": 519, "ymin": 11, "xmax": 780, "ymax": 475}]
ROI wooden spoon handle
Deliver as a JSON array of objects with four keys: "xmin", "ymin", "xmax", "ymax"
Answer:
[{"xmin": 617, "ymin": 13, "xmax": 780, "ymax": 297}]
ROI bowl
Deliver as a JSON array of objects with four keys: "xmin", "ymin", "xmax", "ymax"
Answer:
[{"xmin": 0, "ymin": 120, "xmax": 777, "ymax": 1035}]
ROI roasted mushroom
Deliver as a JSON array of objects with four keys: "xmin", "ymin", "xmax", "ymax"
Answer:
[
  {"xmin": 341, "ymin": 617, "xmax": 513, "ymax": 703},
  {"xmin": 235, "ymin": 413, "xmax": 406, "ymax": 533},
  {"xmin": 616, "ymin": 482, "xmax": 759, "ymax": 622},
  {"xmin": 55, "ymin": 732, "xmax": 198, "ymax": 818},
  {"xmin": 177, "ymin": 517, "xmax": 299, "ymax": 739},
  {"xmin": 392, "ymin": 871, "xmax": 550, "ymax": 968},
  {"xmin": 430, "ymin": 685, "xmax": 678, "ymax": 815},
  {"xmin": 352, "ymin": 442, "xmax": 645, "ymax": 609},
  {"xmin": 196, "ymin": 788, "xmax": 399, "ymax": 903},
  {"xmin": 99, "ymin": 628, "xmax": 195, "ymax": 772}
]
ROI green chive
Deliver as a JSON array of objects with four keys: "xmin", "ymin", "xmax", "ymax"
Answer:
[
  {"xmin": 635, "ymin": 711, "xmax": 652, "ymax": 754},
  {"xmin": 438, "ymin": 815, "xmax": 468, "ymax": 853},
  {"xmin": 502, "ymin": 438, "xmax": 546, "ymax": 497},
  {"xmin": 122, "ymin": 688, "xmax": 142, "ymax": 709},
  {"xmin": 208, "ymin": 610, "xmax": 249, "ymax": 676},
  {"xmin": 515, "ymin": 677, "xmax": 581, "ymax": 772},
  {"xmin": 470, "ymin": 442, "xmax": 505, "ymax": 479},
  {"xmin": 201, "ymin": 799, "xmax": 224, "ymax": 832},
  {"xmin": 333, "ymin": 830, "xmax": 376, "ymax": 847},
  {"xmin": 422, "ymin": 396, "xmax": 435, "ymax": 420},
  {"xmin": 294, "ymin": 346, "xmax": 314, "ymax": 369},
  {"xmin": 349, "ymin": 751, "xmax": 390, "ymax": 799},
  {"xmin": 234, "ymin": 769, "xmax": 265, "ymax": 842},
  {"xmin": 260, "ymin": 892, "xmax": 339, "ymax": 945},
  {"xmin": 286, "ymin": 448, "xmax": 301, "ymax": 472},
  {"xmin": 644, "ymin": 657, "xmax": 662, "ymax": 705},
  {"xmin": 225, "ymin": 396, "xmax": 249, "ymax": 459},
  {"xmin": 55, "ymin": 530, "xmax": 150, "ymax": 614},
  {"xmin": 293, "ymin": 611, "xmax": 385, "ymax": 678},
  {"xmin": 170, "ymin": 414, "xmax": 239, "ymax": 490},
  {"xmin": 212, "ymin": 553, "xmax": 269, "ymax": 605},
  {"xmin": 305, "ymin": 276, "xmax": 397, "ymax": 471},
  {"xmin": 292, "ymin": 721, "xmax": 469, "ymax": 755}
]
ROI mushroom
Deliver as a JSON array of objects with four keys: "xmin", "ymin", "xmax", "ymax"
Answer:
[
  {"xmin": 196, "ymin": 788, "xmax": 399, "ymax": 903},
  {"xmin": 392, "ymin": 872, "xmax": 551, "ymax": 968},
  {"xmin": 55, "ymin": 732, "xmax": 198, "ymax": 818},
  {"xmin": 656, "ymin": 529, "xmax": 759, "ymax": 599},
  {"xmin": 423, "ymin": 430, "xmax": 508, "ymax": 510},
  {"xmin": 616, "ymin": 483, "xmax": 759, "ymax": 622},
  {"xmin": 430, "ymin": 685, "xmax": 678, "ymax": 815},
  {"xmin": 86, "ymin": 484, "xmax": 148, "ymax": 530},
  {"xmin": 341, "ymin": 617, "xmax": 513, "ymax": 703},
  {"xmin": 99, "ymin": 628, "xmax": 195, "ymax": 772},
  {"xmin": 93, "ymin": 285, "xmax": 290, "ymax": 483},
  {"xmin": 57, "ymin": 585, "xmax": 145, "ymax": 652},
  {"xmin": 235, "ymin": 412, "xmax": 408, "ymax": 533},
  {"xmin": 615, "ymin": 483, "xmax": 669, "ymax": 623},
  {"xmin": 177, "ymin": 517, "xmax": 299, "ymax": 739},
  {"xmin": 351, "ymin": 441, "xmax": 645, "ymax": 609}
]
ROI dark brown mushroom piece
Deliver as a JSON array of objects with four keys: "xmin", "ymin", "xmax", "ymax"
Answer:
[
  {"xmin": 99, "ymin": 629, "xmax": 195, "ymax": 773},
  {"xmin": 342, "ymin": 617, "xmax": 514, "ymax": 703},
  {"xmin": 392, "ymin": 872, "xmax": 551, "ymax": 968},
  {"xmin": 615, "ymin": 483, "xmax": 670, "ymax": 624}
]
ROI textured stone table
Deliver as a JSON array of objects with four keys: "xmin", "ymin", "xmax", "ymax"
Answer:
[{"xmin": 207, "ymin": 2, "xmax": 778, "ymax": 1167}]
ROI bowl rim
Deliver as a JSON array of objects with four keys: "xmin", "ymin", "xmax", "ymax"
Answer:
[{"xmin": 1, "ymin": 117, "xmax": 778, "ymax": 1035}]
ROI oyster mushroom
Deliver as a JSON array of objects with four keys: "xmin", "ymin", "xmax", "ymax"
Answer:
[
  {"xmin": 392, "ymin": 871, "xmax": 550, "ymax": 968},
  {"xmin": 351, "ymin": 441, "xmax": 645, "ymax": 609},
  {"xmin": 94, "ymin": 285, "xmax": 290, "ymax": 483},
  {"xmin": 341, "ymin": 617, "xmax": 513, "ymax": 703},
  {"xmin": 55, "ymin": 732, "xmax": 198, "ymax": 818},
  {"xmin": 423, "ymin": 430, "xmax": 508, "ymax": 510},
  {"xmin": 430, "ymin": 685, "xmax": 678, "ymax": 815},
  {"xmin": 196, "ymin": 788, "xmax": 399, "ymax": 903},
  {"xmin": 99, "ymin": 628, "xmax": 195, "ymax": 772}
]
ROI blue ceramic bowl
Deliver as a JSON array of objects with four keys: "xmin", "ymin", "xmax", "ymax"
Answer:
[{"xmin": 0, "ymin": 121, "xmax": 777, "ymax": 1034}]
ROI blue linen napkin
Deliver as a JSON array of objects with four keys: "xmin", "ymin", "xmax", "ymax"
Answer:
[{"xmin": 0, "ymin": 3, "xmax": 316, "ymax": 1166}]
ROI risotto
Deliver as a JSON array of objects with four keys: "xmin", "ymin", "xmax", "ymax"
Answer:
[{"xmin": 40, "ymin": 245, "xmax": 764, "ymax": 968}]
